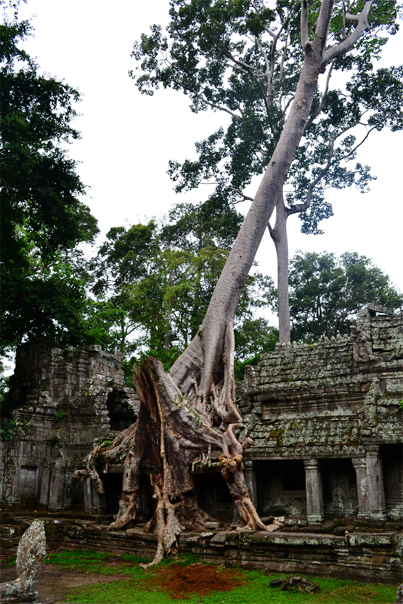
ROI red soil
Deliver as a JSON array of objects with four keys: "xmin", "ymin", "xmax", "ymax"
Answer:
[{"xmin": 150, "ymin": 563, "xmax": 244, "ymax": 599}]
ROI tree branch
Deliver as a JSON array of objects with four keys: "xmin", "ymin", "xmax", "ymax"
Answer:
[
  {"xmin": 303, "ymin": 59, "xmax": 335, "ymax": 134},
  {"xmin": 170, "ymin": 71, "xmax": 243, "ymax": 122},
  {"xmin": 315, "ymin": 0, "xmax": 336, "ymax": 44},
  {"xmin": 228, "ymin": 186, "xmax": 254, "ymax": 202},
  {"xmin": 219, "ymin": 44, "xmax": 272, "ymax": 118},
  {"xmin": 301, "ymin": 0, "xmax": 310, "ymax": 51},
  {"xmin": 322, "ymin": 1, "xmax": 373, "ymax": 66},
  {"xmin": 287, "ymin": 121, "xmax": 379, "ymax": 218}
]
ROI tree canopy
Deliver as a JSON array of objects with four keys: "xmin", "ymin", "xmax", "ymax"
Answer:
[
  {"xmin": 0, "ymin": 5, "xmax": 98, "ymax": 354},
  {"xmin": 131, "ymin": 0, "xmax": 403, "ymax": 342},
  {"xmin": 289, "ymin": 250, "xmax": 403, "ymax": 341}
]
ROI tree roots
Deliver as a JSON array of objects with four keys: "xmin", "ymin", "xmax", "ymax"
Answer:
[{"xmin": 74, "ymin": 334, "xmax": 269, "ymax": 566}]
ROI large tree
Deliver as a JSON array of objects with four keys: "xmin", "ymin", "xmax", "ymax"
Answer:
[
  {"xmin": 0, "ymin": 4, "xmax": 98, "ymax": 355},
  {"xmin": 131, "ymin": 0, "xmax": 403, "ymax": 343},
  {"xmin": 75, "ymin": 0, "xmax": 400, "ymax": 566}
]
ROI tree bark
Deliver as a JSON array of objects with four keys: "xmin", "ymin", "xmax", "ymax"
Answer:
[{"xmin": 268, "ymin": 193, "xmax": 291, "ymax": 344}]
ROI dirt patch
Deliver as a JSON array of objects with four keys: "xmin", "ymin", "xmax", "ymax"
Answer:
[
  {"xmin": 149, "ymin": 563, "xmax": 245, "ymax": 599},
  {"xmin": 0, "ymin": 563, "xmax": 124, "ymax": 604}
]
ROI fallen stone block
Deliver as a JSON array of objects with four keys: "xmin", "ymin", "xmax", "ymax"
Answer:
[{"xmin": 0, "ymin": 519, "xmax": 46, "ymax": 603}]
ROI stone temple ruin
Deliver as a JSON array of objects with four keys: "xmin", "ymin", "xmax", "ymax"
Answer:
[
  {"xmin": 1, "ymin": 305, "xmax": 402, "ymax": 582},
  {"xmin": 0, "ymin": 344, "xmax": 139, "ymax": 513}
]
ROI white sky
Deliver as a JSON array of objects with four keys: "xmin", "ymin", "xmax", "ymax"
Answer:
[{"xmin": 17, "ymin": 0, "xmax": 403, "ymax": 314}]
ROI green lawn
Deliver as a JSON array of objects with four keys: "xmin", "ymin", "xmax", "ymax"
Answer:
[{"xmin": 43, "ymin": 550, "xmax": 398, "ymax": 604}]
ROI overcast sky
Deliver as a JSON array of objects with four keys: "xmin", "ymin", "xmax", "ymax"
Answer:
[{"xmin": 17, "ymin": 0, "xmax": 403, "ymax": 316}]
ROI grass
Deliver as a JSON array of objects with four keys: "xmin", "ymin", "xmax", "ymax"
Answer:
[{"xmin": 9, "ymin": 549, "xmax": 400, "ymax": 603}]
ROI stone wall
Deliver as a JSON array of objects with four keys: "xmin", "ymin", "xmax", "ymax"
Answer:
[
  {"xmin": 1, "ymin": 309, "xmax": 402, "ymax": 525},
  {"xmin": 238, "ymin": 306, "xmax": 403, "ymax": 524},
  {"xmin": 0, "ymin": 344, "xmax": 139, "ymax": 511},
  {"xmin": 1, "ymin": 514, "xmax": 401, "ymax": 584}
]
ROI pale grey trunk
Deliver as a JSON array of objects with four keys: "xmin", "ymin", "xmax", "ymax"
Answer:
[
  {"xmin": 269, "ymin": 193, "xmax": 291, "ymax": 344},
  {"xmin": 172, "ymin": 22, "xmax": 331, "ymax": 399}
]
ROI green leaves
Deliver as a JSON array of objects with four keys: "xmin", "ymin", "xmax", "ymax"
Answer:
[
  {"xmin": 288, "ymin": 251, "xmax": 403, "ymax": 341},
  {"xmin": 0, "ymin": 7, "xmax": 98, "ymax": 354},
  {"xmin": 88, "ymin": 200, "xmax": 275, "ymax": 367},
  {"xmin": 131, "ymin": 0, "xmax": 403, "ymax": 238}
]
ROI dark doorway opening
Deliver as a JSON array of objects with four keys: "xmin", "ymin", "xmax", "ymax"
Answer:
[
  {"xmin": 18, "ymin": 466, "xmax": 38, "ymax": 500},
  {"xmin": 193, "ymin": 472, "xmax": 234, "ymax": 521},
  {"xmin": 103, "ymin": 473, "xmax": 123, "ymax": 514},
  {"xmin": 381, "ymin": 444, "xmax": 403, "ymax": 519},
  {"xmin": 71, "ymin": 478, "xmax": 84, "ymax": 511},
  {"xmin": 106, "ymin": 389, "xmax": 137, "ymax": 431},
  {"xmin": 321, "ymin": 458, "xmax": 357, "ymax": 517},
  {"xmin": 255, "ymin": 459, "xmax": 306, "ymax": 517}
]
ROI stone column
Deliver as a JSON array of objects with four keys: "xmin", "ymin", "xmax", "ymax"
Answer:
[
  {"xmin": 39, "ymin": 468, "xmax": 50, "ymax": 507},
  {"xmin": 48, "ymin": 468, "xmax": 65, "ymax": 510},
  {"xmin": 244, "ymin": 460, "xmax": 257, "ymax": 508},
  {"xmin": 84, "ymin": 477, "xmax": 93, "ymax": 512},
  {"xmin": 366, "ymin": 446, "xmax": 386, "ymax": 520},
  {"xmin": 352, "ymin": 457, "xmax": 370, "ymax": 518},
  {"xmin": 84, "ymin": 477, "xmax": 106, "ymax": 513},
  {"xmin": 304, "ymin": 459, "xmax": 324, "ymax": 524}
]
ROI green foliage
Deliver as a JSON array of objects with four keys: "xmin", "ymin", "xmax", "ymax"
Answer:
[
  {"xmin": 88, "ymin": 202, "xmax": 275, "ymax": 367},
  {"xmin": 55, "ymin": 411, "xmax": 68, "ymax": 421},
  {"xmin": 234, "ymin": 318, "xmax": 278, "ymax": 379},
  {"xmin": 0, "ymin": 5, "xmax": 99, "ymax": 355},
  {"xmin": 0, "ymin": 360, "xmax": 11, "ymax": 406},
  {"xmin": 289, "ymin": 251, "xmax": 403, "ymax": 341},
  {"xmin": 0, "ymin": 417, "xmax": 19, "ymax": 441}
]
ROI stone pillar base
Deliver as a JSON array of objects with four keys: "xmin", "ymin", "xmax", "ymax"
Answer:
[
  {"xmin": 307, "ymin": 514, "xmax": 324, "ymax": 524},
  {"xmin": 244, "ymin": 460, "xmax": 257, "ymax": 508}
]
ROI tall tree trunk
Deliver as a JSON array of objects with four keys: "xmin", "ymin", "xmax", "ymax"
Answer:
[
  {"xmin": 268, "ymin": 193, "xmax": 291, "ymax": 344},
  {"xmin": 171, "ymin": 18, "xmax": 331, "ymax": 398}
]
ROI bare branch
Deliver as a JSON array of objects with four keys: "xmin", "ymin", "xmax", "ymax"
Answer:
[
  {"xmin": 267, "ymin": 220, "xmax": 276, "ymax": 242},
  {"xmin": 315, "ymin": 0, "xmax": 336, "ymax": 44},
  {"xmin": 256, "ymin": 36, "xmax": 270, "ymax": 79},
  {"xmin": 264, "ymin": 26, "xmax": 276, "ymax": 38},
  {"xmin": 345, "ymin": 12, "xmax": 360, "ymax": 22},
  {"xmin": 283, "ymin": 94, "xmax": 294, "ymax": 113},
  {"xmin": 264, "ymin": 14, "xmax": 290, "ymax": 101},
  {"xmin": 228, "ymin": 186, "xmax": 254, "ymax": 202},
  {"xmin": 322, "ymin": 1, "xmax": 373, "ymax": 66},
  {"xmin": 192, "ymin": 92, "xmax": 243, "ymax": 121},
  {"xmin": 342, "ymin": 0, "xmax": 347, "ymax": 38},
  {"xmin": 169, "ymin": 71, "xmax": 243, "ymax": 122},
  {"xmin": 220, "ymin": 45, "xmax": 272, "ymax": 118},
  {"xmin": 279, "ymin": 34, "xmax": 288, "ymax": 82},
  {"xmin": 287, "ymin": 122, "xmax": 379, "ymax": 218}
]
